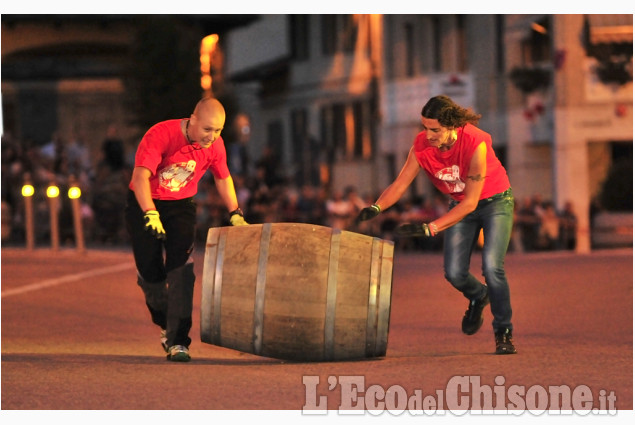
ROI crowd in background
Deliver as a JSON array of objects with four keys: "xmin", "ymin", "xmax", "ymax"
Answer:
[
  {"xmin": 1, "ymin": 131, "xmax": 579, "ymax": 253},
  {"xmin": 1, "ymin": 127, "xmax": 131, "ymax": 246}
]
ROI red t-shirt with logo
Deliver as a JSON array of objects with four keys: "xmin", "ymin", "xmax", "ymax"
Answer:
[
  {"xmin": 413, "ymin": 123, "xmax": 510, "ymax": 202},
  {"xmin": 129, "ymin": 119, "xmax": 230, "ymax": 200}
]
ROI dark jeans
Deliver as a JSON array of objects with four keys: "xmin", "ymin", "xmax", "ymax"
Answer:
[
  {"xmin": 444, "ymin": 188, "xmax": 514, "ymax": 332},
  {"xmin": 124, "ymin": 190, "xmax": 197, "ymax": 347}
]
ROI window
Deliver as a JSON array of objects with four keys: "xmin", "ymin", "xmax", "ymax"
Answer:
[
  {"xmin": 290, "ymin": 15, "xmax": 310, "ymax": 61},
  {"xmin": 456, "ymin": 15, "xmax": 467, "ymax": 71},
  {"xmin": 320, "ymin": 99, "xmax": 374, "ymax": 161},
  {"xmin": 266, "ymin": 120, "xmax": 284, "ymax": 163},
  {"xmin": 291, "ymin": 108, "xmax": 307, "ymax": 165},
  {"xmin": 495, "ymin": 15, "xmax": 505, "ymax": 74},
  {"xmin": 404, "ymin": 22, "xmax": 415, "ymax": 77},
  {"xmin": 432, "ymin": 16, "xmax": 442, "ymax": 72},
  {"xmin": 353, "ymin": 100, "xmax": 373, "ymax": 159},
  {"xmin": 522, "ymin": 17, "xmax": 551, "ymax": 65},
  {"xmin": 321, "ymin": 14, "xmax": 358, "ymax": 56},
  {"xmin": 340, "ymin": 14, "xmax": 357, "ymax": 53},
  {"xmin": 321, "ymin": 15, "xmax": 337, "ymax": 55},
  {"xmin": 428, "ymin": 15, "xmax": 468, "ymax": 73}
]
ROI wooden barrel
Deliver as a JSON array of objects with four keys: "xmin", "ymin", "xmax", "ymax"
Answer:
[{"xmin": 200, "ymin": 222, "xmax": 394, "ymax": 362}]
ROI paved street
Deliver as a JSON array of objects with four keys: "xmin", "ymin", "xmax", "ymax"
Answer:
[{"xmin": 1, "ymin": 243, "xmax": 632, "ymax": 420}]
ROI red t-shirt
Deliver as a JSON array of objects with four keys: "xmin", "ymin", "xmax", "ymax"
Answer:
[
  {"xmin": 413, "ymin": 123, "xmax": 510, "ymax": 202},
  {"xmin": 129, "ymin": 119, "xmax": 230, "ymax": 200}
]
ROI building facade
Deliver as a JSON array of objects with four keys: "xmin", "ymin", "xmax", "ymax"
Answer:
[
  {"xmin": 224, "ymin": 14, "xmax": 633, "ymax": 253},
  {"xmin": 1, "ymin": 15, "xmax": 255, "ymax": 165},
  {"xmin": 2, "ymin": 14, "xmax": 632, "ymax": 252}
]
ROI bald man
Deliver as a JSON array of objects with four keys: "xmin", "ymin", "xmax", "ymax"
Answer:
[{"xmin": 125, "ymin": 97, "xmax": 248, "ymax": 362}]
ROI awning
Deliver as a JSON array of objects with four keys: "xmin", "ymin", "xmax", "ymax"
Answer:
[{"xmin": 586, "ymin": 14, "xmax": 633, "ymax": 44}]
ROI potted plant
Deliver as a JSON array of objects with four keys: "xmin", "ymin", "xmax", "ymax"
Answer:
[{"xmin": 509, "ymin": 66, "xmax": 552, "ymax": 94}]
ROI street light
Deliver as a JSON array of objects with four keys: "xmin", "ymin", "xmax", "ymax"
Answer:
[
  {"xmin": 68, "ymin": 186, "xmax": 81, "ymax": 199},
  {"xmin": 68, "ymin": 176, "xmax": 85, "ymax": 253},
  {"xmin": 21, "ymin": 174, "xmax": 35, "ymax": 251},
  {"xmin": 46, "ymin": 182, "xmax": 60, "ymax": 251},
  {"xmin": 21, "ymin": 184, "xmax": 35, "ymax": 198},
  {"xmin": 46, "ymin": 185, "xmax": 60, "ymax": 198}
]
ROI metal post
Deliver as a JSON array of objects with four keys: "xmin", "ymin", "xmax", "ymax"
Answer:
[
  {"xmin": 21, "ymin": 174, "xmax": 35, "ymax": 251},
  {"xmin": 68, "ymin": 175, "xmax": 85, "ymax": 253},
  {"xmin": 46, "ymin": 182, "xmax": 60, "ymax": 251}
]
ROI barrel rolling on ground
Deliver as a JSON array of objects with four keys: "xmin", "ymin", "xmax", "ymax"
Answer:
[{"xmin": 200, "ymin": 222, "xmax": 394, "ymax": 361}]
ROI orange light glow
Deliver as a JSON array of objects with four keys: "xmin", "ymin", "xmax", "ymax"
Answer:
[
  {"xmin": 345, "ymin": 106, "xmax": 355, "ymax": 158},
  {"xmin": 200, "ymin": 34, "xmax": 219, "ymax": 94},
  {"xmin": 200, "ymin": 55, "xmax": 211, "ymax": 73},
  {"xmin": 201, "ymin": 75, "xmax": 212, "ymax": 91},
  {"xmin": 201, "ymin": 34, "xmax": 219, "ymax": 51},
  {"xmin": 531, "ymin": 22, "xmax": 548, "ymax": 34}
]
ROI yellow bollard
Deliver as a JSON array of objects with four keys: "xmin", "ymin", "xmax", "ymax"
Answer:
[
  {"xmin": 21, "ymin": 174, "xmax": 35, "ymax": 251},
  {"xmin": 46, "ymin": 182, "xmax": 60, "ymax": 251},
  {"xmin": 68, "ymin": 176, "xmax": 85, "ymax": 253}
]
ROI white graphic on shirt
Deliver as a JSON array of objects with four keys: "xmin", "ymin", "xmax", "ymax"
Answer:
[
  {"xmin": 159, "ymin": 160, "xmax": 196, "ymax": 192},
  {"xmin": 435, "ymin": 165, "xmax": 465, "ymax": 193}
]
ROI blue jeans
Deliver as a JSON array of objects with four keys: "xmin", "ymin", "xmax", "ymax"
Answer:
[{"xmin": 444, "ymin": 188, "xmax": 514, "ymax": 332}]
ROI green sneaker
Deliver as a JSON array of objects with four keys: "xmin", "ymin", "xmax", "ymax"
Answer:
[{"xmin": 167, "ymin": 345, "xmax": 191, "ymax": 362}]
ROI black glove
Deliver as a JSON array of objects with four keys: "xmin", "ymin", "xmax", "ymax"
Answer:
[
  {"xmin": 395, "ymin": 223, "xmax": 433, "ymax": 237},
  {"xmin": 356, "ymin": 204, "xmax": 381, "ymax": 223},
  {"xmin": 143, "ymin": 210, "xmax": 167, "ymax": 240}
]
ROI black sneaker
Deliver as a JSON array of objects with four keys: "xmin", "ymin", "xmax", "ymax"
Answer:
[
  {"xmin": 461, "ymin": 288, "xmax": 489, "ymax": 335},
  {"xmin": 495, "ymin": 328, "xmax": 517, "ymax": 354}
]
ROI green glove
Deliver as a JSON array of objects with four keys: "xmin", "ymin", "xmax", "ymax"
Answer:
[
  {"xmin": 356, "ymin": 204, "xmax": 381, "ymax": 223},
  {"xmin": 395, "ymin": 223, "xmax": 433, "ymax": 237},
  {"xmin": 229, "ymin": 208, "xmax": 249, "ymax": 226},
  {"xmin": 144, "ymin": 210, "xmax": 166, "ymax": 240}
]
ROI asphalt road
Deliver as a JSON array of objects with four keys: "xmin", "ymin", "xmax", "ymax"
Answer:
[{"xmin": 1, "ymin": 242, "xmax": 633, "ymax": 420}]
